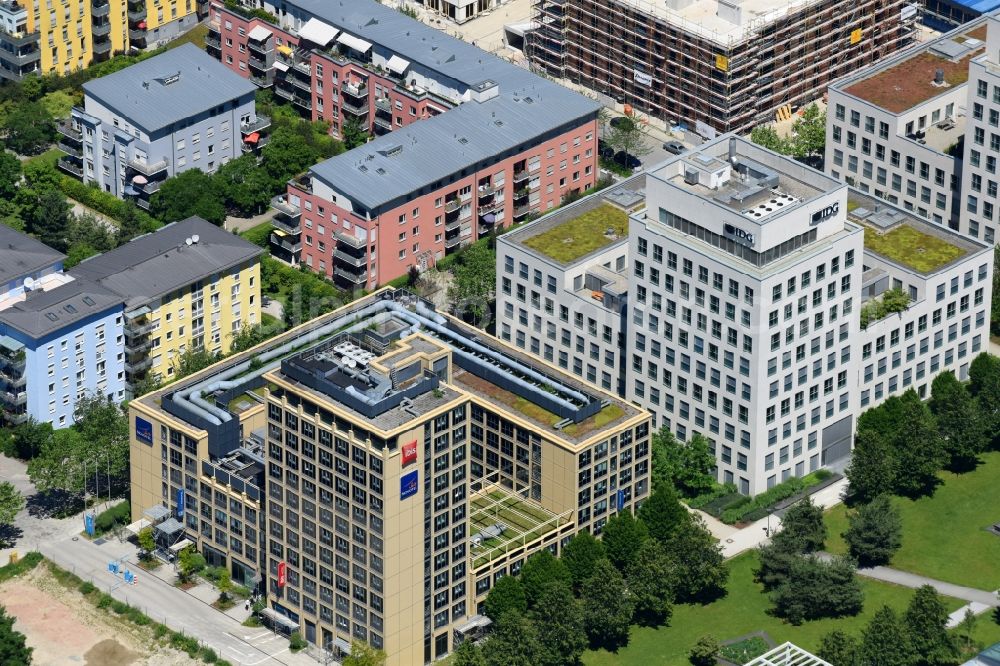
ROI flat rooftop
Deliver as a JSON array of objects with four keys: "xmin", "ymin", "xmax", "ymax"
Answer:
[
  {"xmin": 504, "ymin": 175, "xmax": 644, "ymax": 265},
  {"xmin": 641, "ymin": 0, "xmax": 832, "ymax": 44},
  {"xmin": 847, "ymin": 191, "xmax": 981, "ymax": 273},
  {"xmin": 656, "ymin": 135, "xmax": 839, "ymax": 221},
  {"xmin": 839, "ymin": 22, "xmax": 987, "ymax": 114}
]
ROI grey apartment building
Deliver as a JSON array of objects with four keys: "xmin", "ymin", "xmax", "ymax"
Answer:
[{"xmin": 57, "ymin": 43, "xmax": 264, "ymax": 210}]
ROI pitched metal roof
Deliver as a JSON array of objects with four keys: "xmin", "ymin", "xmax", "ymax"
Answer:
[
  {"xmin": 0, "ymin": 277, "xmax": 122, "ymax": 339},
  {"xmin": 0, "ymin": 224, "xmax": 66, "ymax": 286},
  {"xmin": 70, "ymin": 217, "xmax": 263, "ymax": 309},
  {"xmin": 290, "ymin": 0, "xmax": 601, "ymax": 211},
  {"xmin": 82, "ymin": 44, "xmax": 257, "ymax": 134}
]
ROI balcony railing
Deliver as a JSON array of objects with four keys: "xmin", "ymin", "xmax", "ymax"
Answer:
[
  {"xmin": 205, "ymin": 34, "xmax": 221, "ymax": 48},
  {"xmin": 58, "ymin": 140, "xmax": 82, "ymax": 157},
  {"xmin": 128, "ymin": 157, "xmax": 168, "ymax": 175},
  {"xmin": 334, "ymin": 232, "xmax": 367, "ymax": 250},
  {"xmin": 127, "ymin": 8, "xmax": 145, "ymax": 20},
  {"xmin": 271, "ymin": 195, "xmax": 300, "ymax": 218},
  {"xmin": 334, "ymin": 266, "xmax": 367, "ymax": 283},
  {"xmin": 373, "ymin": 115, "xmax": 392, "ymax": 130},
  {"xmin": 57, "ymin": 157, "xmax": 83, "ymax": 177},
  {"xmin": 270, "ymin": 234, "xmax": 301, "ymax": 253},
  {"xmin": 91, "ymin": 2, "xmax": 110, "ymax": 17},
  {"xmin": 125, "ymin": 357, "xmax": 153, "ymax": 374},
  {"xmin": 57, "ymin": 122, "xmax": 82, "ymax": 141},
  {"xmin": 271, "ymin": 214, "xmax": 300, "ymax": 235},
  {"xmin": 241, "ymin": 115, "xmax": 271, "ymax": 134},
  {"xmin": 92, "ymin": 21, "xmax": 111, "ymax": 36},
  {"xmin": 444, "ymin": 199, "xmax": 462, "ymax": 213},
  {"xmin": 0, "ymin": 390, "xmax": 27, "ymax": 406},
  {"xmin": 513, "ymin": 169, "xmax": 530, "ymax": 183},
  {"xmin": 342, "ymin": 82, "xmax": 367, "ymax": 98},
  {"xmin": 333, "ymin": 249, "xmax": 367, "ymax": 267},
  {"xmin": 129, "ymin": 28, "xmax": 146, "ymax": 41},
  {"xmin": 374, "ymin": 97, "xmax": 391, "ymax": 112}
]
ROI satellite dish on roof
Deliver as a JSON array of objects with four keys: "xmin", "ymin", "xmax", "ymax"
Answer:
[
  {"xmin": 23, "ymin": 277, "xmax": 34, "ymax": 291},
  {"xmin": 192, "ymin": 234, "xmax": 199, "ymax": 244},
  {"xmin": 185, "ymin": 237, "xmax": 193, "ymax": 246}
]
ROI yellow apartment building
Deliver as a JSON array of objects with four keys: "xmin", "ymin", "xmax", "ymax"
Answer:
[
  {"xmin": 128, "ymin": 288, "xmax": 651, "ymax": 664},
  {"xmin": 71, "ymin": 216, "xmax": 262, "ymax": 391}
]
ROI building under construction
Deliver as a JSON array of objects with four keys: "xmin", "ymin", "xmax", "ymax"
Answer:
[{"xmin": 527, "ymin": 0, "xmax": 920, "ymax": 136}]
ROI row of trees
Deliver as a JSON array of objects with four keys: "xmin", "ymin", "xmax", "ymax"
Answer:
[
  {"xmin": 454, "ymin": 484, "xmax": 727, "ymax": 666},
  {"xmin": 818, "ymin": 586, "xmax": 975, "ymax": 666},
  {"xmin": 847, "ymin": 353, "xmax": 1000, "ymax": 504}
]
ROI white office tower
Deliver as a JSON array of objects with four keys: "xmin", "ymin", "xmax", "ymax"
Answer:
[{"xmin": 627, "ymin": 135, "xmax": 863, "ymax": 495}]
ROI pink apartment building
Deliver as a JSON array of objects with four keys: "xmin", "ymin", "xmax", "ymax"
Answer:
[{"xmin": 206, "ymin": 0, "xmax": 601, "ymax": 289}]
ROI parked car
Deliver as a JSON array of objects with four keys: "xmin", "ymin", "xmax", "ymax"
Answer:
[
  {"xmin": 614, "ymin": 151, "xmax": 642, "ymax": 170},
  {"xmin": 663, "ymin": 140, "xmax": 686, "ymax": 155}
]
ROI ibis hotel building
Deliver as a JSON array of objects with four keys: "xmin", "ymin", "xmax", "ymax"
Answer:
[{"xmin": 129, "ymin": 288, "xmax": 650, "ymax": 663}]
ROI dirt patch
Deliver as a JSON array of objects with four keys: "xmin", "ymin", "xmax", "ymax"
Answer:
[
  {"xmin": 85, "ymin": 638, "xmax": 140, "ymax": 666},
  {"xmin": 0, "ymin": 563, "xmax": 196, "ymax": 666}
]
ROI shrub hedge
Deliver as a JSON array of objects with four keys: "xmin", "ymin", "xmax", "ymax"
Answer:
[
  {"xmin": 94, "ymin": 500, "xmax": 130, "ymax": 534},
  {"xmin": 60, "ymin": 177, "xmax": 161, "ymax": 233}
]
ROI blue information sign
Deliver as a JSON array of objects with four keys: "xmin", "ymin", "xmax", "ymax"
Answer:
[
  {"xmin": 176, "ymin": 488, "xmax": 185, "ymax": 518},
  {"xmin": 400, "ymin": 470, "xmax": 419, "ymax": 500},
  {"xmin": 135, "ymin": 416, "xmax": 153, "ymax": 445},
  {"xmin": 85, "ymin": 512, "xmax": 95, "ymax": 536}
]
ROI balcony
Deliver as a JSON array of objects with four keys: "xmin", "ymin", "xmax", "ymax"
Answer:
[
  {"xmin": 128, "ymin": 157, "xmax": 168, "ymax": 175},
  {"xmin": 91, "ymin": 1, "xmax": 110, "ymax": 18},
  {"xmin": 57, "ymin": 121, "xmax": 81, "ymax": 141},
  {"xmin": 374, "ymin": 97, "xmax": 391, "ymax": 113},
  {"xmin": 342, "ymin": 82, "xmax": 367, "ymax": 98},
  {"xmin": 241, "ymin": 133, "xmax": 270, "ymax": 152},
  {"xmin": 271, "ymin": 213, "xmax": 300, "ymax": 235},
  {"xmin": 248, "ymin": 53, "xmax": 268, "ymax": 69},
  {"xmin": 513, "ymin": 188, "xmax": 529, "ymax": 201},
  {"xmin": 444, "ymin": 235, "xmax": 462, "ymax": 249},
  {"xmin": 271, "ymin": 195, "xmax": 300, "ymax": 219},
  {"xmin": 4, "ymin": 412, "xmax": 28, "ymax": 425},
  {"xmin": 57, "ymin": 157, "xmax": 83, "ymax": 177},
  {"xmin": 241, "ymin": 115, "xmax": 271, "ymax": 134},
  {"xmin": 129, "ymin": 28, "xmax": 146, "ymax": 42},
  {"xmin": 334, "ymin": 231, "xmax": 367, "ymax": 250},
  {"xmin": 125, "ymin": 320, "xmax": 155, "ymax": 337},
  {"xmin": 342, "ymin": 99, "xmax": 368, "ymax": 115},
  {"xmin": 333, "ymin": 249, "xmax": 367, "ymax": 267},
  {"xmin": 444, "ymin": 198, "xmax": 462, "ymax": 213},
  {"xmin": 249, "ymin": 73, "xmax": 272, "ymax": 88},
  {"xmin": 125, "ymin": 357, "xmax": 153, "ymax": 374},
  {"xmin": 205, "ymin": 33, "xmax": 220, "ymax": 49},
  {"xmin": 92, "ymin": 39, "xmax": 112, "ymax": 54},
  {"xmin": 513, "ymin": 204, "xmax": 533, "ymax": 218},
  {"xmin": 125, "ymin": 338, "xmax": 152, "ymax": 354},
  {"xmin": 292, "ymin": 96, "xmax": 312, "ymax": 111},
  {"xmin": 0, "ymin": 352, "xmax": 25, "ymax": 375},
  {"xmin": 0, "ymin": 390, "xmax": 27, "ymax": 407},
  {"xmin": 373, "ymin": 115, "xmax": 391, "ymax": 131},
  {"xmin": 513, "ymin": 169, "xmax": 530, "ymax": 183},
  {"xmin": 334, "ymin": 266, "xmax": 367, "ymax": 284},
  {"xmin": 127, "ymin": 7, "xmax": 145, "ymax": 20},
  {"xmin": 0, "ymin": 46, "xmax": 40, "ymax": 67},
  {"xmin": 57, "ymin": 140, "xmax": 82, "ymax": 157},
  {"xmin": 0, "ymin": 372, "xmax": 26, "ymax": 389},
  {"xmin": 249, "ymin": 39, "xmax": 271, "ymax": 54},
  {"xmin": 92, "ymin": 21, "xmax": 111, "ymax": 37},
  {"xmin": 477, "ymin": 184, "xmax": 496, "ymax": 198},
  {"xmin": 0, "ymin": 29, "xmax": 39, "ymax": 48},
  {"xmin": 270, "ymin": 233, "xmax": 301, "ymax": 254}
]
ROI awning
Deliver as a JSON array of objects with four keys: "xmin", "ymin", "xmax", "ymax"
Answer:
[
  {"xmin": 248, "ymin": 25, "xmax": 272, "ymax": 42},
  {"xmin": 123, "ymin": 186, "xmax": 139, "ymax": 197},
  {"xmin": 169, "ymin": 538, "xmax": 194, "ymax": 553},
  {"xmin": 455, "ymin": 615, "xmax": 492, "ymax": 633},
  {"xmin": 277, "ymin": 44, "xmax": 293, "ymax": 56},
  {"xmin": 386, "ymin": 54, "xmax": 410, "ymax": 75},
  {"xmin": 333, "ymin": 637, "xmax": 352, "ymax": 655},
  {"xmin": 143, "ymin": 504, "xmax": 169, "ymax": 523},
  {"xmin": 131, "ymin": 174, "xmax": 148, "ymax": 185},
  {"xmin": 274, "ymin": 61, "xmax": 289, "ymax": 72},
  {"xmin": 260, "ymin": 608, "xmax": 300, "ymax": 632},
  {"xmin": 244, "ymin": 132, "xmax": 260, "ymax": 144},
  {"xmin": 337, "ymin": 32, "xmax": 372, "ymax": 54},
  {"xmin": 0, "ymin": 336, "xmax": 24, "ymax": 353},
  {"xmin": 298, "ymin": 17, "xmax": 339, "ymax": 47},
  {"xmin": 273, "ymin": 229, "xmax": 287, "ymax": 238},
  {"xmin": 154, "ymin": 517, "xmax": 183, "ymax": 537},
  {"xmin": 137, "ymin": 21, "xmax": 146, "ymax": 29},
  {"xmin": 481, "ymin": 213, "xmax": 496, "ymax": 223},
  {"xmin": 125, "ymin": 518, "xmax": 150, "ymax": 536},
  {"xmin": 126, "ymin": 305, "xmax": 151, "ymax": 319}
]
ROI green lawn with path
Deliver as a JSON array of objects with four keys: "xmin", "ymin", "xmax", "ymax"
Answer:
[
  {"xmin": 824, "ymin": 451, "xmax": 1000, "ymax": 591},
  {"xmin": 583, "ymin": 551, "xmax": 968, "ymax": 666}
]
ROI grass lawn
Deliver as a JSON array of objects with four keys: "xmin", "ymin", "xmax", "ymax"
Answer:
[
  {"xmin": 863, "ymin": 224, "xmax": 966, "ymax": 273},
  {"xmin": 521, "ymin": 203, "xmax": 627, "ymax": 263},
  {"xmin": 164, "ymin": 23, "xmax": 208, "ymax": 50},
  {"xmin": 583, "ymin": 551, "xmax": 969, "ymax": 666},
  {"xmin": 23, "ymin": 146, "xmax": 62, "ymax": 170},
  {"xmin": 825, "ymin": 451, "xmax": 1000, "ymax": 591}
]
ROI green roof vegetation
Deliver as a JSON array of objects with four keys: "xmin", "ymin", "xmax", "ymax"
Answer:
[
  {"xmin": 863, "ymin": 224, "xmax": 965, "ymax": 273},
  {"xmin": 521, "ymin": 203, "xmax": 628, "ymax": 263}
]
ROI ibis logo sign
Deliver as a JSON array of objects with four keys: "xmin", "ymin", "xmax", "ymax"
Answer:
[
  {"xmin": 277, "ymin": 561, "xmax": 287, "ymax": 587},
  {"xmin": 402, "ymin": 440, "xmax": 418, "ymax": 467}
]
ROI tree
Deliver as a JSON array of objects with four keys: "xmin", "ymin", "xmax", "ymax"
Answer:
[
  {"xmin": 229, "ymin": 324, "xmax": 268, "ymax": 355},
  {"xmin": 518, "ymin": 549, "xmax": 571, "ymax": 609},
  {"xmin": 904, "ymin": 585, "xmax": 955, "ymax": 666},
  {"xmin": 688, "ymin": 635, "xmax": 720, "ymax": 666},
  {"xmin": 930, "ymin": 370, "xmax": 986, "ymax": 471},
  {"xmin": 561, "ymin": 530, "xmax": 605, "ymax": 591},
  {"xmin": 860, "ymin": 606, "xmax": 911, "ymax": 666},
  {"xmin": 750, "ymin": 125, "xmax": 791, "ymax": 154},
  {"xmin": 150, "ymin": 169, "xmax": 226, "ymax": 226},
  {"xmin": 177, "ymin": 546, "xmax": 206, "ymax": 583},
  {"xmin": 341, "ymin": 117, "xmax": 369, "ymax": 150},
  {"xmin": 215, "ymin": 154, "xmax": 277, "ymax": 216},
  {"xmin": 845, "ymin": 429, "xmax": 897, "ymax": 504},
  {"xmin": 581, "ymin": 559, "xmax": 633, "ymax": 649},
  {"xmin": 892, "ymin": 390, "xmax": 946, "ymax": 497},
  {"xmin": 482, "ymin": 575, "xmax": 526, "ymax": 623},
  {"xmin": 969, "ymin": 352, "xmax": 1000, "ymax": 439},
  {"xmin": 7, "ymin": 419, "xmax": 53, "ymax": 460},
  {"xmin": 137, "ymin": 526, "xmax": 155, "ymax": 560},
  {"xmin": 0, "ymin": 483, "xmax": 24, "ymax": 527},
  {"xmin": 663, "ymin": 514, "xmax": 727, "ymax": 602},
  {"xmin": 28, "ymin": 189, "xmax": 71, "ymax": 250},
  {"xmin": 116, "ymin": 202, "xmax": 144, "ymax": 245},
  {"xmin": 528, "ymin": 582, "xmax": 587, "ymax": 666},
  {"xmin": 818, "ymin": 630, "xmax": 858, "ymax": 666},
  {"xmin": 650, "ymin": 428, "xmax": 716, "ymax": 498},
  {"xmin": 604, "ymin": 116, "xmax": 652, "ymax": 167},
  {"xmin": 216, "ymin": 567, "xmax": 233, "ymax": 604},
  {"xmin": 3, "ymin": 100, "xmax": 55, "ymax": 155},
  {"xmin": 755, "ymin": 539, "xmax": 802, "ymax": 592},
  {"xmin": 625, "ymin": 538, "xmax": 674, "ymax": 626},
  {"xmin": 0, "ymin": 152, "xmax": 21, "ymax": 201},
  {"xmin": 842, "ymin": 495, "xmax": 902, "ymax": 566},
  {"xmin": 600, "ymin": 510, "xmax": 648, "ymax": 571},
  {"xmin": 638, "ymin": 483, "xmax": 689, "ymax": 545},
  {"xmin": 0, "ymin": 606, "xmax": 32, "ymax": 665},
  {"xmin": 171, "ymin": 345, "xmax": 221, "ymax": 379},
  {"xmin": 65, "ymin": 243, "xmax": 99, "ymax": 268},
  {"xmin": 27, "ymin": 428, "xmax": 86, "ymax": 495},
  {"xmin": 449, "ymin": 242, "xmax": 495, "ymax": 325},
  {"xmin": 790, "ymin": 103, "xmax": 827, "ymax": 157},
  {"xmin": 776, "ymin": 498, "xmax": 826, "ymax": 554},
  {"xmin": 957, "ymin": 607, "xmax": 978, "ymax": 657},
  {"xmin": 453, "ymin": 639, "xmax": 486, "ymax": 666},
  {"xmin": 260, "ymin": 126, "xmax": 321, "ymax": 183},
  {"xmin": 770, "ymin": 555, "xmax": 862, "ymax": 625},
  {"xmin": 343, "ymin": 640, "xmax": 387, "ymax": 666},
  {"xmin": 481, "ymin": 611, "xmax": 541, "ymax": 666},
  {"xmin": 66, "ymin": 213, "xmax": 115, "ymax": 254}
]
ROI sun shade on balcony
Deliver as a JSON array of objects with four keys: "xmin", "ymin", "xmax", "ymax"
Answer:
[
  {"xmin": 248, "ymin": 25, "xmax": 272, "ymax": 41},
  {"xmin": 277, "ymin": 44, "xmax": 293, "ymax": 56},
  {"xmin": 386, "ymin": 54, "xmax": 410, "ymax": 75},
  {"xmin": 274, "ymin": 61, "xmax": 289, "ymax": 72},
  {"xmin": 298, "ymin": 17, "xmax": 338, "ymax": 47},
  {"xmin": 337, "ymin": 32, "xmax": 372, "ymax": 54},
  {"xmin": 131, "ymin": 174, "xmax": 148, "ymax": 185},
  {"xmin": 244, "ymin": 132, "xmax": 260, "ymax": 144}
]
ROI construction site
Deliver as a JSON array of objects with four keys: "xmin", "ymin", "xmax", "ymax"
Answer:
[{"xmin": 526, "ymin": 0, "xmax": 921, "ymax": 135}]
